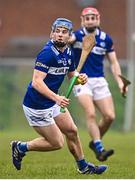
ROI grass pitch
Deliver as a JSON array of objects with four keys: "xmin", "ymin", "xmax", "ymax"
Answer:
[{"xmin": 0, "ymin": 129, "xmax": 135, "ymax": 179}]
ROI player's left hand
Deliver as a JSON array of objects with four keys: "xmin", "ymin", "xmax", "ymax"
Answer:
[
  {"xmin": 76, "ymin": 73, "xmax": 88, "ymax": 85},
  {"xmin": 118, "ymin": 81, "xmax": 128, "ymax": 97},
  {"xmin": 118, "ymin": 74, "xmax": 131, "ymax": 98}
]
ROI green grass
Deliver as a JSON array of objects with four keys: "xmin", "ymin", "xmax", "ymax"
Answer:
[
  {"xmin": 0, "ymin": 65, "xmax": 135, "ymax": 178},
  {"xmin": 0, "ymin": 129, "xmax": 135, "ymax": 179}
]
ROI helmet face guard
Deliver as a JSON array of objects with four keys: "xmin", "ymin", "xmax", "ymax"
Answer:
[{"xmin": 52, "ymin": 18, "xmax": 73, "ymax": 34}]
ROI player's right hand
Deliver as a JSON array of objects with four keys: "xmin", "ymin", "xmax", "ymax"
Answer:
[
  {"xmin": 76, "ymin": 73, "xmax": 88, "ymax": 85},
  {"xmin": 118, "ymin": 79, "xmax": 128, "ymax": 97},
  {"xmin": 55, "ymin": 95, "xmax": 70, "ymax": 107}
]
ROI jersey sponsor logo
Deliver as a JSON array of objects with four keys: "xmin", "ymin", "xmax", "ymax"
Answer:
[
  {"xmin": 35, "ymin": 62, "xmax": 49, "ymax": 69},
  {"xmin": 92, "ymin": 46, "xmax": 106, "ymax": 55},
  {"xmin": 48, "ymin": 66, "xmax": 69, "ymax": 75}
]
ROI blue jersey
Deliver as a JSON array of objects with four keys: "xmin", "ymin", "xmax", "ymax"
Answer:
[
  {"xmin": 71, "ymin": 28, "xmax": 114, "ymax": 77},
  {"xmin": 23, "ymin": 40, "xmax": 75, "ymax": 109}
]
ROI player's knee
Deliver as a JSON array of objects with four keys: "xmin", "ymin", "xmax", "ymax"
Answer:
[
  {"xmin": 52, "ymin": 136, "xmax": 64, "ymax": 150},
  {"xmin": 104, "ymin": 112, "xmax": 115, "ymax": 123},
  {"xmin": 66, "ymin": 125, "xmax": 78, "ymax": 139},
  {"xmin": 55, "ymin": 141, "xmax": 64, "ymax": 149},
  {"xmin": 87, "ymin": 111, "xmax": 96, "ymax": 121},
  {"xmin": 70, "ymin": 126, "xmax": 78, "ymax": 137}
]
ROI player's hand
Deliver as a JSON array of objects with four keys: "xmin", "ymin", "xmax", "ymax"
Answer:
[
  {"xmin": 55, "ymin": 95, "xmax": 70, "ymax": 107},
  {"xmin": 76, "ymin": 73, "xmax": 88, "ymax": 85},
  {"xmin": 118, "ymin": 81, "xmax": 128, "ymax": 97},
  {"xmin": 118, "ymin": 75, "xmax": 131, "ymax": 98}
]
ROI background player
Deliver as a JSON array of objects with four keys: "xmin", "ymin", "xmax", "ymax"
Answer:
[{"xmin": 69, "ymin": 7, "xmax": 128, "ymax": 161}]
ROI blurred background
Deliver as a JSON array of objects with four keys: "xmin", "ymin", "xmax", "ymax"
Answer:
[{"xmin": 0, "ymin": 0, "xmax": 135, "ymax": 132}]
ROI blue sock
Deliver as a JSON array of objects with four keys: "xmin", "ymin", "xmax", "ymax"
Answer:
[
  {"xmin": 17, "ymin": 142, "xmax": 28, "ymax": 153},
  {"xmin": 93, "ymin": 140, "xmax": 104, "ymax": 153},
  {"xmin": 76, "ymin": 159, "xmax": 88, "ymax": 170}
]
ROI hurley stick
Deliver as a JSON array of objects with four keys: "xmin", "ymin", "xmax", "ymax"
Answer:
[
  {"xmin": 118, "ymin": 74, "xmax": 131, "ymax": 98},
  {"xmin": 60, "ymin": 33, "xmax": 96, "ymax": 113}
]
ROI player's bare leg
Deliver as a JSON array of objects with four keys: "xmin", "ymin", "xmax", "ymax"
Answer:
[
  {"xmin": 76, "ymin": 94, "xmax": 114, "ymax": 161},
  {"xmin": 90, "ymin": 96, "xmax": 115, "ymax": 161},
  {"xmin": 54, "ymin": 109, "xmax": 108, "ymax": 174},
  {"xmin": 28, "ymin": 124, "xmax": 64, "ymax": 151},
  {"xmin": 95, "ymin": 96, "xmax": 115, "ymax": 138},
  {"xmin": 11, "ymin": 124, "xmax": 64, "ymax": 170},
  {"xmin": 55, "ymin": 109, "xmax": 84, "ymax": 160},
  {"xmin": 77, "ymin": 94, "xmax": 101, "ymax": 141}
]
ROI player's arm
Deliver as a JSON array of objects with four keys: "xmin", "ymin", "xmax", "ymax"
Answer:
[
  {"xmin": 107, "ymin": 51, "xmax": 127, "ymax": 94},
  {"xmin": 32, "ymin": 69, "xmax": 69, "ymax": 107}
]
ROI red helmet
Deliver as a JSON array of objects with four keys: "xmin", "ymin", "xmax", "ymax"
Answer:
[{"xmin": 81, "ymin": 7, "xmax": 100, "ymax": 17}]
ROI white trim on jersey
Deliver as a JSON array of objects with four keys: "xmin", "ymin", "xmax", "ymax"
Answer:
[
  {"xmin": 51, "ymin": 45, "xmax": 60, "ymax": 56},
  {"xmin": 67, "ymin": 47, "xmax": 72, "ymax": 55},
  {"xmin": 80, "ymin": 30, "xmax": 84, "ymax": 35},
  {"xmin": 100, "ymin": 31, "xmax": 106, "ymax": 40},
  {"xmin": 92, "ymin": 46, "xmax": 106, "ymax": 55},
  {"xmin": 83, "ymin": 27, "xmax": 88, "ymax": 35},
  {"xmin": 96, "ymin": 28, "xmax": 100, "ymax": 35}
]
